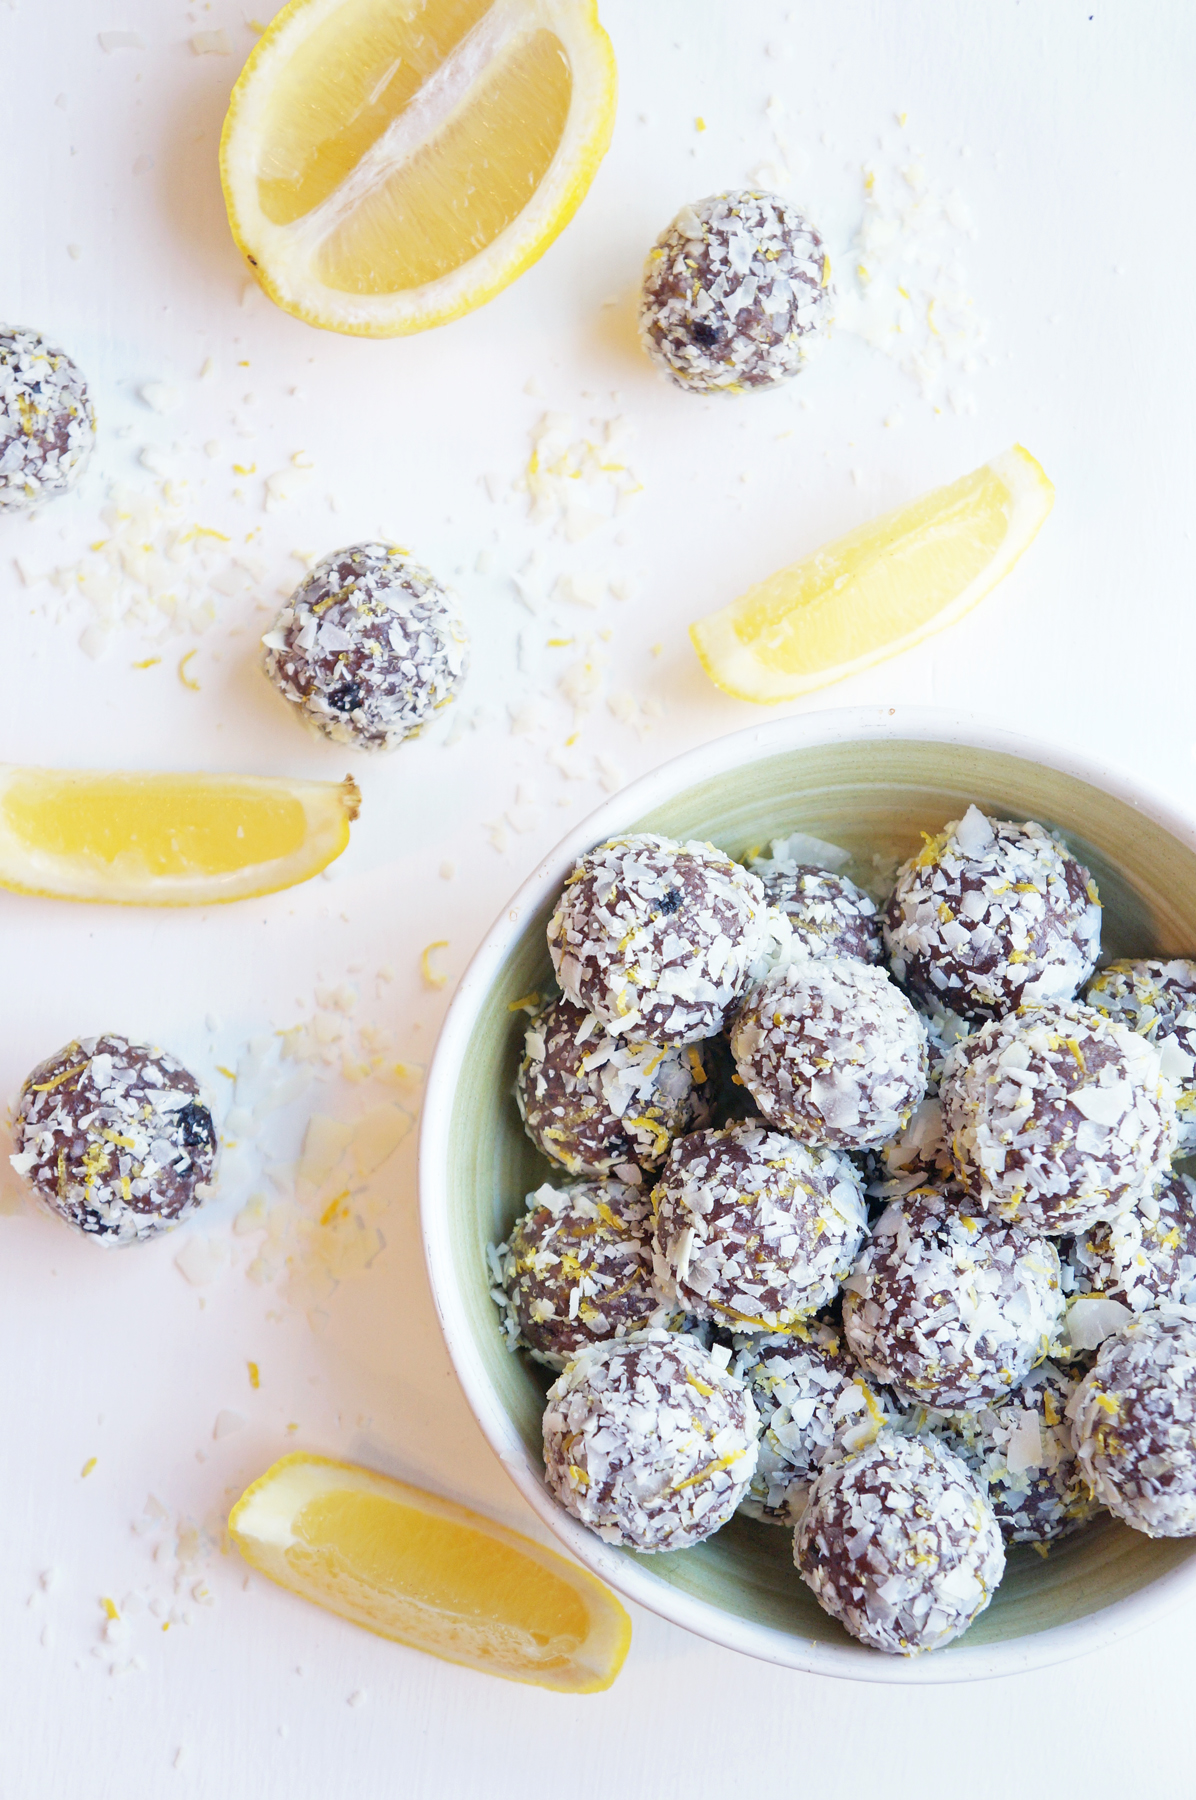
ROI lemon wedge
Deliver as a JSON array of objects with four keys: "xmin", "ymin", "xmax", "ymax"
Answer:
[
  {"xmin": 0, "ymin": 767, "xmax": 359, "ymax": 904},
  {"xmin": 220, "ymin": 0, "xmax": 617, "ymax": 337},
  {"xmin": 691, "ymin": 445, "xmax": 1054, "ymax": 704},
  {"xmin": 230, "ymin": 1454, "xmax": 631, "ymax": 1693}
]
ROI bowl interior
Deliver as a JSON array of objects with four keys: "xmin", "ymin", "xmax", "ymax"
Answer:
[{"xmin": 444, "ymin": 734, "xmax": 1196, "ymax": 1659}]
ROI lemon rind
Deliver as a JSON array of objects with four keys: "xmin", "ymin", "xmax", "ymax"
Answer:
[
  {"xmin": 220, "ymin": 0, "xmax": 617, "ymax": 338},
  {"xmin": 230, "ymin": 1451, "xmax": 631, "ymax": 1694},
  {"xmin": 691, "ymin": 445, "xmax": 1055, "ymax": 706}
]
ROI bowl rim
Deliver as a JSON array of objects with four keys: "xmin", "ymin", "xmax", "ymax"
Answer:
[{"xmin": 419, "ymin": 702, "xmax": 1196, "ymax": 1683}]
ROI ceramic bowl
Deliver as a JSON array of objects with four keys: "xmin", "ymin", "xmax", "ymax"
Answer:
[{"xmin": 419, "ymin": 705, "xmax": 1196, "ymax": 1682}]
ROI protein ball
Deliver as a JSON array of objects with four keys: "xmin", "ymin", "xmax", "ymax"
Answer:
[
  {"xmin": 883, "ymin": 806, "xmax": 1101, "ymax": 1024},
  {"xmin": 842, "ymin": 1185, "xmax": 1063, "ymax": 1409},
  {"xmin": 639, "ymin": 190, "xmax": 832, "ymax": 394},
  {"xmin": 515, "ymin": 995, "xmax": 714, "ymax": 1180},
  {"xmin": 733, "ymin": 1324, "xmax": 896, "ymax": 1527},
  {"xmin": 729, "ymin": 959, "xmax": 928, "ymax": 1150},
  {"xmin": 548, "ymin": 833, "xmax": 784, "ymax": 1047},
  {"xmin": 917, "ymin": 1361, "xmax": 1099, "ymax": 1544},
  {"xmin": 10, "ymin": 1035, "xmax": 218, "ymax": 1245},
  {"xmin": 1086, "ymin": 959, "xmax": 1196, "ymax": 1150},
  {"xmin": 1068, "ymin": 1311, "xmax": 1196, "ymax": 1537},
  {"xmin": 940, "ymin": 1000, "xmax": 1178, "ymax": 1235},
  {"xmin": 750, "ymin": 863, "xmax": 882, "ymax": 965},
  {"xmin": 1069, "ymin": 1170, "xmax": 1196, "ymax": 1320},
  {"xmin": 489, "ymin": 1179, "xmax": 668, "ymax": 1369},
  {"xmin": 651, "ymin": 1122, "xmax": 868, "ymax": 1332},
  {"xmin": 262, "ymin": 543, "xmax": 468, "ymax": 751},
  {"xmin": 795, "ymin": 1432, "xmax": 1005, "ymax": 1655},
  {"xmin": 0, "ymin": 326, "xmax": 96, "ymax": 512},
  {"xmin": 543, "ymin": 1329, "xmax": 759, "ymax": 1550}
]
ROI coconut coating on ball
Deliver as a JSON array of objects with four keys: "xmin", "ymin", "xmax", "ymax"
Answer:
[
  {"xmin": 842, "ymin": 1185, "xmax": 1063, "ymax": 1409},
  {"xmin": 490, "ymin": 1179, "xmax": 668, "ymax": 1369},
  {"xmin": 548, "ymin": 833, "xmax": 784, "ymax": 1047},
  {"xmin": 733, "ymin": 1324, "xmax": 897, "ymax": 1526},
  {"xmin": 1086, "ymin": 959, "xmax": 1196, "ymax": 1151},
  {"xmin": 262, "ymin": 543, "xmax": 468, "ymax": 751},
  {"xmin": 515, "ymin": 995, "xmax": 714, "ymax": 1180},
  {"xmin": 1068, "ymin": 1311, "xmax": 1196, "ymax": 1538},
  {"xmin": 794, "ymin": 1432, "xmax": 1005, "ymax": 1655},
  {"xmin": 1066, "ymin": 1170, "xmax": 1196, "ymax": 1335},
  {"xmin": 752, "ymin": 863, "xmax": 882, "ymax": 965},
  {"xmin": 916, "ymin": 1361, "xmax": 1099, "ymax": 1544},
  {"xmin": 729, "ymin": 958, "xmax": 928, "ymax": 1150},
  {"xmin": 940, "ymin": 1000, "xmax": 1178, "ymax": 1235},
  {"xmin": 0, "ymin": 326, "xmax": 95, "ymax": 512},
  {"xmin": 11, "ymin": 1035, "xmax": 218, "ymax": 1245},
  {"xmin": 884, "ymin": 806, "xmax": 1101, "ymax": 1025},
  {"xmin": 651, "ymin": 1122, "xmax": 868, "ymax": 1333},
  {"xmin": 543, "ymin": 1329, "xmax": 759, "ymax": 1551},
  {"xmin": 639, "ymin": 190, "xmax": 832, "ymax": 395}
]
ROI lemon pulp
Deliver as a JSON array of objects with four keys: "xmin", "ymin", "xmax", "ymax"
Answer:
[
  {"xmin": 290, "ymin": 1490, "xmax": 590, "ymax": 1664},
  {"xmin": 2, "ymin": 773, "xmax": 308, "ymax": 877},
  {"xmin": 691, "ymin": 445, "xmax": 1054, "ymax": 704}
]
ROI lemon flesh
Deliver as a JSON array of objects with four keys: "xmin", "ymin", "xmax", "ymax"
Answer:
[
  {"xmin": 691, "ymin": 445, "xmax": 1054, "ymax": 704},
  {"xmin": 0, "ymin": 768, "xmax": 360, "ymax": 904},
  {"xmin": 221, "ymin": 0, "xmax": 617, "ymax": 336},
  {"xmin": 230, "ymin": 1453, "xmax": 631, "ymax": 1693}
]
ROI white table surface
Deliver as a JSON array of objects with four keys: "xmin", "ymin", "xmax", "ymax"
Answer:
[{"xmin": 3, "ymin": 2, "xmax": 1195, "ymax": 1794}]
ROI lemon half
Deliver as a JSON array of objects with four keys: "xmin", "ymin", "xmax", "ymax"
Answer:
[
  {"xmin": 691, "ymin": 445, "xmax": 1055, "ymax": 704},
  {"xmin": 231, "ymin": 1453, "xmax": 632, "ymax": 1692},
  {"xmin": 0, "ymin": 767, "xmax": 359, "ymax": 904},
  {"xmin": 220, "ymin": 0, "xmax": 617, "ymax": 336}
]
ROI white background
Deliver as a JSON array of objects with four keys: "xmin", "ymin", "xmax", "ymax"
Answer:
[{"xmin": 2, "ymin": 2, "xmax": 1195, "ymax": 1795}]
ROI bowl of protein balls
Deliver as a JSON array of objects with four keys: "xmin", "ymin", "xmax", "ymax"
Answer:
[{"xmin": 420, "ymin": 706, "xmax": 1196, "ymax": 1681}]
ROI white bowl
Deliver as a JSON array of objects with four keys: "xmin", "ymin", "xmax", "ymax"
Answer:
[{"xmin": 419, "ymin": 705, "xmax": 1196, "ymax": 1682}]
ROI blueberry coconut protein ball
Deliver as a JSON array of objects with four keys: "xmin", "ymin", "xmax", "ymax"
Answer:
[
  {"xmin": 0, "ymin": 326, "xmax": 96, "ymax": 512},
  {"xmin": 884, "ymin": 806, "xmax": 1101, "ymax": 1025},
  {"xmin": 651, "ymin": 1121, "xmax": 868, "ymax": 1332},
  {"xmin": 733, "ymin": 1324, "xmax": 896, "ymax": 1527},
  {"xmin": 917, "ymin": 1360, "xmax": 1099, "ymax": 1544},
  {"xmin": 795, "ymin": 1432, "xmax": 1006, "ymax": 1655},
  {"xmin": 262, "ymin": 543, "xmax": 468, "ymax": 751},
  {"xmin": 490, "ymin": 1178, "xmax": 668, "ymax": 1369},
  {"xmin": 1085, "ymin": 959, "xmax": 1196, "ymax": 1150},
  {"xmin": 940, "ymin": 999, "xmax": 1177, "ymax": 1235},
  {"xmin": 547, "ymin": 833, "xmax": 785, "ymax": 1047},
  {"xmin": 542, "ymin": 1329, "xmax": 758, "ymax": 1550},
  {"xmin": 729, "ymin": 958, "xmax": 928, "ymax": 1149},
  {"xmin": 842, "ymin": 1185, "xmax": 1063, "ymax": 1409},
  {"xmin": 748, "ymin": 852, "xmax": 882, "ymax": 965},
  {"xmin": 639, "ymin": 190, "xmax": 832, "ymax": 394},
  {"xmin": 515, "ymin": 995, "xmax": 713, "ymax": 1181},
  {"xmin": 1068, "ymin": 1310, "xmax": 1196, "ymax": 1537},
  {"xmin": 10, "ymin": 1035, "xmax": 218, "ymax": 1245}
]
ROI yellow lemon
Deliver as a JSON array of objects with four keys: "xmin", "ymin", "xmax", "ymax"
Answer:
[
  {"xmin": 230, "ymin": 1453, "xmax": 631, "ymax": 1692},
  {"xmin": 691, "ymin": 445, "xmax": 1054, "ymax": 704},
  {"xmin": 0, "ymin": 767, "xmax": 359, "ymax": 904},
  {"xmin": 220, "ymin": 0, "xmax": 617, "ymax": 337}
]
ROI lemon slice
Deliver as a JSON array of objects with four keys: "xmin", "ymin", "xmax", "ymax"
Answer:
[
  {"xmin": 230, "ymin": 1454, "xmax": 632, "ymax": 1692},
  {"xmin": 220, "ymin": 0, "xmax": 617, "ymax": 337},
  {"xmin": 0, "ymin": 767, "xmax": 360, "ymax": 905},
  {"xmin": 691, "ymin": 445, "xmax": 1054, "ymax": 704}
]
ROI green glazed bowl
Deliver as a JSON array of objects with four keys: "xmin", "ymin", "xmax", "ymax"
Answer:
[{"xmin": 419, "ymin": 706, "xmax": 1196, "ymax": 1681}]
